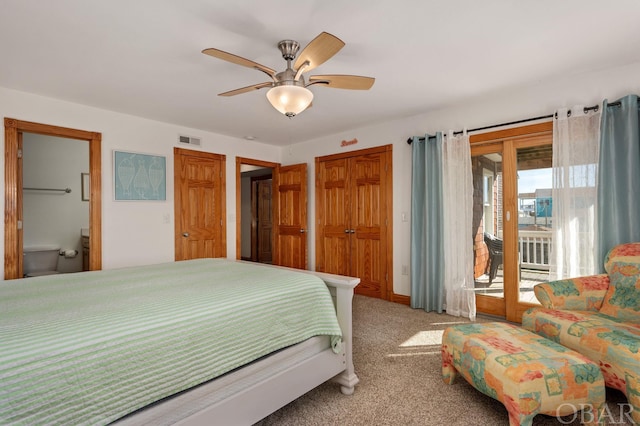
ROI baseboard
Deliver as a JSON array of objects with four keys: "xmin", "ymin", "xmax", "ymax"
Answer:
[{"xmin": 391, "ymin": 293, "xmax": 410, "ymax": 305}]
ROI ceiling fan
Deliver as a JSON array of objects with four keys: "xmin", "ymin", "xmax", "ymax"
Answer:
[{"xmin": 202, "ymin": 32, "xmax": 375, "ymax": 117}]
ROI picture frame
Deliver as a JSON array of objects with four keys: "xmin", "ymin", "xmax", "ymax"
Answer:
[
  {"xmin": 81, "ymin": 173, "xmax": 90, "ymax": 201},
  {"xmin": 113, "ymin": 150, "xmax": 166, "ymax": 201}
]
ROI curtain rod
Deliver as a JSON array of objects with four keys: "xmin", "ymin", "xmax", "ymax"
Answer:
[{"xmin": 406, "ymin": 102, "xmax": 620, "ymax": 144}]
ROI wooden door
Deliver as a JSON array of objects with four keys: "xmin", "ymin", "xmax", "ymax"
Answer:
[
  {"xmin": 174, "ymin": 148, "xmax": 226, "ymax": 260},
  {"xmin": 350, "ymin": 152, "xmax": 388, "ymax": 299},
  {"xmin": 315, "ymin": 158, "xmax": 351, "ymax": 275},
  {"xmin": 315, "ymin": 145, "xmax": 393, "ymax": 300},
  {"xmin": 274, "ymin": 163, "xmax": 307, "ymax": 269},
  {"xmin": 256, "ymin": 179, "xmax": 273, "ymax": 263}
]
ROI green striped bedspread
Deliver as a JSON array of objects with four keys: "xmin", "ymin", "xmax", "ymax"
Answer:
[{"xmin": 0, "ymin": 259, "xmax": 342, "ymax": 425}]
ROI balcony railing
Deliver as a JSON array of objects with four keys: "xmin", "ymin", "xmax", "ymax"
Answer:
[{"xmin": 518, "ymin": 231, "xmax": 552, "ymax": 271}]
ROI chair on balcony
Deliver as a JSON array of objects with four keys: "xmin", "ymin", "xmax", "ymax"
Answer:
[{"xmin": 484, "ymin": 232, "xmax": 503, "ymax": 284}]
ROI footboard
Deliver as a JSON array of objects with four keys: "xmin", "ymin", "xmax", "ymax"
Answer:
[
  {"xmin": 312, "ymin": 270, "xmax": 360, "ymax": 395},
  {"xmin": 241, "ymin": 263, "xmax": 361, "ymax": 394},
  {"xmin": 238, "ymin": 261, "xmax": 360, "ymax": 394},
  {"xmin": 118, "ymin": 263, "xmax": 360, "ymax": 425},
  {"xmin": 174, "ymin": 266, "xmax": 360, "ymax": 424}
]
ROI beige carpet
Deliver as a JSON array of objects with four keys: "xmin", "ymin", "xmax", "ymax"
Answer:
[{"xmin": 256, "ymin": 295, "xmax": 633, "ymax": 425}]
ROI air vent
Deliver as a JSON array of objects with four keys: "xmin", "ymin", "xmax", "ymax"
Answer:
[{"xmin": 178, "ymin": 135, "xmax": 201, "ymax": 146}]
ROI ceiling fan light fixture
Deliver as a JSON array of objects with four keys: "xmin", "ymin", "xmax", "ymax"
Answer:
[
  {"xmin": 266, "ymin": 85, "xmax": 313, "ymax": 117},
  {"xmin": 203, "ymin": 32, "xmax": 373, "ymax": 117}
]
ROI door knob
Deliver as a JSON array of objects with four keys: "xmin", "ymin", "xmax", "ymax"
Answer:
[
  {"xmin": 300, "ymin": 229, "xmax": 307, "ymax": 233},
  {"xmin": 182, "ymin": 232, "xmax": 189, "ymax": 237}
]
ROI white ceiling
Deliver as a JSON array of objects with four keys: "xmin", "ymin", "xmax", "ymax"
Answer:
[{"xmin": 1, "ymin": 0, "xmax": 639, "ymax": 146}]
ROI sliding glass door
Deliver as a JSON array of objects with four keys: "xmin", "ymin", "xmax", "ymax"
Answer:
[
  {"xmin": 471, "ymin": 123, "xmax": 552, "ymax": 322},
  {"xmin": 516, "ymin": 145, "xmax": 553, "ymax": 306},
  {"xmin": 472, "ymin": 144, "xmax": 506, "ymax": 318}
]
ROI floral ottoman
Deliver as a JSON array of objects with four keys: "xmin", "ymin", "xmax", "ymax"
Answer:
[{"xmin": 441, "ymin": 322, "xmax": 605, "ymax": 426}]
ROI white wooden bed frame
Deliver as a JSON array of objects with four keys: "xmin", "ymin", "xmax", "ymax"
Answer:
[{"xmin": 118, "ymin": 265, "xmax": 360, "ymax": 426}]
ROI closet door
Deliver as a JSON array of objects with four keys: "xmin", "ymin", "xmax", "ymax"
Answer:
[
  {"xmin": 315, "ymin": 145, "xmax": 392, "ymax": 300},
  {"xmin": 315, "ymin": 158, "xmax": 351, "ymax": 275},
  {"xmin": 350, "ymin": 152, "xmax": 389, "ymax": 299}
]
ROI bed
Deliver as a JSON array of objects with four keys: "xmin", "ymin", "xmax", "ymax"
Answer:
[{"xmin": 0, "ymin": 258, "xmax": 360, "ymax": 425}]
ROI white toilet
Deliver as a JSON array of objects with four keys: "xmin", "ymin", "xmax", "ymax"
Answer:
[{"xmin": 23, "ymin": 246, "xmax": 61, "ymax": 277}]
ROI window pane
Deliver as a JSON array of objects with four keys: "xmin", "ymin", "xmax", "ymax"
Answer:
[
  {"xmin": 472, "ymin": 152, "xmax": 503, "ymax": 298},
  {"xmin": 517, "ymin": 145, "xmax": 552, "ymax": 304}
]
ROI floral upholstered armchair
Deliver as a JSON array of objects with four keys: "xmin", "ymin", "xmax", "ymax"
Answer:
[{"xmin": 522, "ymin": 242, "xmax": 640, "ymax": 423}]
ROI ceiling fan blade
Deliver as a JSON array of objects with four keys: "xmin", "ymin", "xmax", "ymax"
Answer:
[
  {"xmin": 219, "ymin": 82, "xmax": 273, "ymax": 97},
  {"xmin": 294, "ymin": 32, "xmax": 345, "ymax": 73},
  {"xmin": 308, "ymin": 75, "xmax": 375, "ymax": 90},
  {"xmin": 202, "ymin": 48, "xmax": 276, "ymax": 78}
]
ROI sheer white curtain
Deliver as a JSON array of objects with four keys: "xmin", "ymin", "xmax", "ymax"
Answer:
[
  {"xmin": 550, "ymin": 106, "xmax": 601, "ymax": 280},
  {"xmin": 442, "ymin": 131, "xmax": 476, "ymax": 320}
]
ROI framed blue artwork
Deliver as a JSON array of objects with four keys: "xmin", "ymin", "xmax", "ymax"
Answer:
[{"xmin": 114, "ymin": 150, "xmax": 166, "ymax": 201}]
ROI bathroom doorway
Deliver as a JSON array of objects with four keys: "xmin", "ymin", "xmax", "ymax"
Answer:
[
  {"xmin": 4, "ymin": 118, "xmax": 102, "ymax": 279},
  {"xmin": 22, "ymin": 134, "xmax": 89, "ymax": 275}
]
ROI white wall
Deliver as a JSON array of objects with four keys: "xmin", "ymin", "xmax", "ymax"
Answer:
[
  {"xmin": 3, "ymin": 61, "xmax": 639, "ymax": 287},
  {"xmin": 22, "ymin": 134, "xmax": 89, "ymax": 273},
  {"xmin": 0, "ymin": 86, "xmax": 280, "ymax": 274},
  {"xmin": 282, "ymin": 61, "xmax": 640, "ymax": 297}
]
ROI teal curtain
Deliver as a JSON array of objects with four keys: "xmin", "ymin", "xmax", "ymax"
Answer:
[
  {"xmin": 410, "ymin": 133, "xmax": 444, "ymax": 312},
  {"xmin": 596, "ymin": 94, "xmax": 640, "ymax": 268}
]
